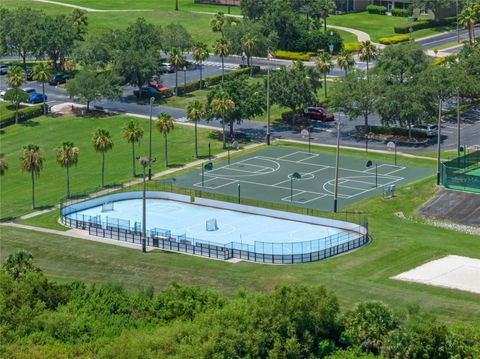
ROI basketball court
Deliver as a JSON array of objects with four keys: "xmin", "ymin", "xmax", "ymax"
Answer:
[{"xmin": 172, "ymin": 147, "xmax": 432, "ymax": 211}]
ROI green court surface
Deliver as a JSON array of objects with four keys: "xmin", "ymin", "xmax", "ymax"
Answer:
[
  {"xmin": 172, "ymin": 147, "xmax": 433, "ymax": 211},
  {"xmin": 467, "ymin": 168, "xmax": 480, "ymax": 177}
]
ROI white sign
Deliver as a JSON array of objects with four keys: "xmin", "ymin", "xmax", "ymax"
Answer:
[{"xmin": 387, "ymin": 141, "xmax": 396, "ymax": 151}]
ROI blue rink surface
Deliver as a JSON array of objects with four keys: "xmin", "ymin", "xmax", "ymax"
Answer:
[{"xmin": 67, "ymin": 199, "xmax": 356, "ymax": 254}]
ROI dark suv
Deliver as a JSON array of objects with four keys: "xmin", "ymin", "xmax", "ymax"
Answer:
[{"xmin": 48, "ymin": 74, "xmax": 70, "ymax": 86}]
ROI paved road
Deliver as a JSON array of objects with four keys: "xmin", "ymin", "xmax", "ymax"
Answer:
[{"xmin": 417, "ymin": 24, "xmax": 480, "ymax": 50}]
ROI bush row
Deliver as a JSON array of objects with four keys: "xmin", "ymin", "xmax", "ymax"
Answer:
[
  {"xmin": 176, "ymin": 66, "xmax": 260, "ymax": 96},
  {"xmin": 343, "ymin": 42, "xmax": 361, "ymax": 53},
  {"xmin": 366, "ymin": 5, "xmax": 387, "ymax": 14},
  {"xmin": 356, "ymin": 125, "xmax": 427, "ymax": 139},
  {"xmin": 0, "ymin": 105, "xmax": 44, "ymax": 128},
  {"xmin": 274, "ymin": 50, "xmax": 316, "ymax": 61},
  {"xmin": 391, "ymin": 7, "xmax": 412, "ymax": 17},
  {"xmin": 394, "ymin": 16, "xmax": 457, "ymax": 34},
  {"xmin": 378, "ymin": 34, "xmax": 410, "ymax": 45}
]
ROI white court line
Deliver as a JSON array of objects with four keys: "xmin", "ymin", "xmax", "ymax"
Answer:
[
  {"xmin": 281, "ymin": 193, "xmax": 328, "ymax": 204},
  {"xmin": 193, "ymin": 177, "xmax": 238, "ymax": 189},
  {"xmin": 338, "ymin": 183, "xmax": 372, "ymax": 191},
  {"xmin": 212, "ymin": 166, "xmax": 262, "ymax": 174},
  {"xmin": 271, "ymin": 167, "xmax": 329, "ymax": 187}
]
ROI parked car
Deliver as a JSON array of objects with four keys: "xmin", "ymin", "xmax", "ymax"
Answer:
[
  {"xmin": 413, "ymin": 124, "xmax": 438, "ymax": 137},
  {"xmin": 148, "ymin": 83, "xmax": 172, "ymax": 97},
  {"xmin": 0, "ymin": 64, "xmax": 9, "ymax": 75},
  {"xmin": 160, "ymin": 63, "xmax": 175, "ymax": 73},
  {"xmin": 29, "ymin": 92, "xmax": 47, "ymax": 104},
  {"xmin": 48, "ymin": 74, "xmax": 70, "ymax": 86},
  {"xmin": 23, "ymin": 87, "xmax": 36, "ymax": 95},
  {"xmin": 0, "ymin": 88, "xmax": 12, "ymax": 97},
  {"xmin": 303, "ymin": 107, "xmax": 335, "ymax": 121}
]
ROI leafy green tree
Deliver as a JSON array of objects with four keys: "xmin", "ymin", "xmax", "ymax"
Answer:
[
  {"xmin": 0, "ymin": 154, "xmax": 8, "ymax": 176},
  {"xmin": 454, "ymin": 45, "xmax": 480, "ymax": 100},
  {"xmin": 315, "ymin": 52, "xmax": 334, "ymax": 97},
  {"xmin": 162, "ymin": 23, "xmax": 193, "ymax": 51},
  {"xmin": 376, "ymin": 42, "xmax": 428, "ymax": 84},
  {"xmin": 191, "ymin": 42, "xmax": 210, "ymax": 89},
  {"xmin": 32, "ymin": 63, "xmax": 52, "ymax": 115},
  {"xmin": 186, "ymin": 100, "xmax": 204, "ymax": 158},
  {"xmin": 122, "ymin": 121, "xmax": 144, "ymax": 177},
  {"xmin": 336, "ymin": 50, "xmax": 355, "ymax": 75},
  {"xmin": 156, "ymin": 113, "xmax": 175, "ymax": 167},
  {"xmin": 5, "ymin": 66, "xmax": 26, "ymax": 124},
  {"xmin": 344, "ymin": 301, "xmax": 399, "ymax": 355},
  {"xmin": 0, "ymin": 8, "xmax": 43, "ymax": 69},
  {"xmin": 65, "ymin": 67, "xmax": 122, "ymax": 111},
  {"xmin": 224, "ymin": 21, "xmax": 277, "ymax": 60},
  {"xmin": 270, "ymin": 61, "xmax": 320, "ymax": 123},
  {"xmin": 39, "ymin": 14, "xmax": 78, "ymax": 70},
  {"xmin": 55, "ymin": 142, "xmax": 79, "ymax": 198},
  {"xmin": 376, "ymin": 80, "xmax": 436, "ymax": 138},
  {"xmin": 210, "ymin": 12, "xmax": 239, "ymax": 38},
  {"xmin": 331, "ymin": 69, "xmax": 380, "ymax": 127},
  {"xmin": 67, "ymin": 9, "xmax": 88, "ymax": 40},
  {"xmin": 213, "ymin": 38, "xmax": 231, "ymax": 82},
  {"xmin": 168, "ymin": 47, "xmax": 186, "ymax": 96},
  {"xmin": 115, "ymin": 49, "xmax": 158, "ymax": 95},
  {"xmin": 20, "ymin": 144, "xmax": 44, "ymax": 209},
  {"xmin": 92, "ymin": 129, "xmax": 113, "ymax": 188},
  {"xmin": 413, "ymin": 0, "xmax": 456, "ymax": 19},
  {"xmin": 208, "ymin": 76, "xmax": 265, "ymax": 136},
  {"xmin": 73, "ymin": 32, "xmax": 114, "ymax": 68},
  {"xmin": 240, "ymin": 0, "xmax": 270, "ymax": 20},
  {"xmin": 209, "ymin": 95, "xmax": 235, "ymax": 149},
  {"xmin": 458, "ymin": 2, "xmax": 480, "ymax": 45},
  {"xmin": 2, "ymin": 251, "xmax": 41, "ymax": 280},
  {"xmin": 358, "ymin": 41, "xmax": 377, "ymax": 75}
]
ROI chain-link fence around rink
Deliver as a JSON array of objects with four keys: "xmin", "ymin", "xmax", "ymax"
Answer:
[
  {"xmin": 441, "ymin": 150, "xmax": 480, "ymax": 193},
  {"xmin": 60, "ymin": 182, "xmax": 369, "ymax": 264}
]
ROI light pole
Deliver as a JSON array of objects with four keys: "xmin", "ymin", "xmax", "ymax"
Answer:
[
  {"xmin": 266, "ymin": 52, "xmax": 272, "ymax": 145},
  {"xmin": 148, "ymin": 96, "xmax": 154, "ymax": 180},
  {"xmin": 138, "ymin": 156, "xmax": 156, "ymax": 253},
  {"xmin": 333, "ymin": 120, "xmax": 341, "ymax": 213},
  {"xmin": 456, "ymin": 0, "xmax": 459, "ymax": 43},
  {"xmin": 436, "ymin": 97, "xmax": 443, "ymax": 185},
  {"xmin": 183, "ymin": 65, "xmax": 187, "ymax": 92},
  {"xmin": 456, "ymin": 86, "xmax": 461, "ymax": 158}
]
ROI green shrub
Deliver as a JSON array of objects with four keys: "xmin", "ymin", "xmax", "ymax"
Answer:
[
  {"xmin": 274, "ymin": 50, "xmax": 315, "ymax": 61},
  {"xmin": 176, "ymin": 66, "xmax": 260, "ymax": 96},
  {"xmin": 356, "ymin": 125, "xmax": 427, "ymax": 139},
  {"xmin": 391, "ymin": 7, "xmax": 412, "ymax": 17},
  {"xmin": 0, "ymin": 105, "xmax": 44, "ymax": 128},
  {"xmin": 366, "ymin": 5, "xmax": 387, "ymax": 14},
  {"xmin": 394, "ymin": 16, "xmax": 456, "ymax": 33},
  {"xmin": 378, "ymin": 35, "xmax": 410, "ymax": 45},
  {"xmin": 343, "ymin": 42, "xmax": 361, "ymax": 53}
]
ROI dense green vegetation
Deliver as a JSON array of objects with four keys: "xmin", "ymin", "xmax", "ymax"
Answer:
[
  {"xmin": 1, "ymin": 251, "xmax": 479, "ymax": 358},
  {"xmin": 0, "ymin": 114, "xmax": 224, "ymax": 219}
]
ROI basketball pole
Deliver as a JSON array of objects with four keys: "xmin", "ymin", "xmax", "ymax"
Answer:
[
  {"xmin": 333, "ymin": 120, "xmax": 341, "ymax": 213},
  {"xmin": 148, "ymin": 97, "xmax": 154, "ymax": 180}
]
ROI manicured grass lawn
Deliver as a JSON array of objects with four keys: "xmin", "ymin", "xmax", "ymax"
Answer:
[
  {"xmin": 2, "ymin": 149, "xmax": 479, "ymax": 324},
  {"xmin": 0, "ymin": 114, "xmax": 224, "ymax": 219}
]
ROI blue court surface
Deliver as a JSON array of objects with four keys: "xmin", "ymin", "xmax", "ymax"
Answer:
[{"xmin": 66, "ymin": 198, "xmax": 361, "ymax": 255}]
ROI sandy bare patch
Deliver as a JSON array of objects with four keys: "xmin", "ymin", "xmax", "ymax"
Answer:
[{"xmin": 393, "ymin": 255, "xmax": 480, "ymax": 294}]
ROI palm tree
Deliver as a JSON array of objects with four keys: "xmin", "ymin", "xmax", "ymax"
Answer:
[
  {"xmin": 213, "ymin": 39, "xmax": 231, "ymax": 82},
  {"xmin": 315, "ymin": 52, "xmax": 334, "ymax": 98},
  {"xmin": 210, "ymin": 12, "xmax": 226, "ymax": 37},
  {"xmin": 242, "ymin": 33, "xmax": 257, "ymax": 67},
  {"xmin": 186, "ymin": 101, "xmax": 204, "ymax": 158},
  {"xmin": 0, "ymin": 154, "xmax": 8, "ymax": 176},
  {"xmin": 32, "ymin": 63, "xmax": 52, "ymax": 115},
  {"xmin": 210, "ymin": 96, "xmax": 235, "ymax": 149},
  {"xmin": 168, "ymin": 47, "xmax": 185, "ymax": 96},
  {"xmin": 317, "ymin": 0, "xmax": 336, "ymax": 33},
  {"xmin": 6, "ymin": 66, "xmax": 26, "ymax": 124},
  {"xmin": 156, "ymin": 113, "xmax": 175, "ymax": 167},
  {"xmin": 122, "ymin": 121, "xmax": 144, "ymax": 177},
  {"xmin": 336, "ymin": 50, "xmax": 355, "ymax": 75},
  {"xmin": 20, "ymin": 145, "xmax": 43, "ymax": 209},
  {"xmin": 92, "ymin": 129, "xmax": 113, "ymax": 188},
  {"xmin": 359, "ymin": 41, "xmax": 377, "ymax": 76},
  {"xmin": 55, "ymin": 142, "xmax": 79, "ymax": 198},
  {"xmin": 191, "ymin": 42, "xmax": 210, "ymax": 89},
  {"xmin": 458, "ymin": 4, "xmax": 478, "ymax": 46}
]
